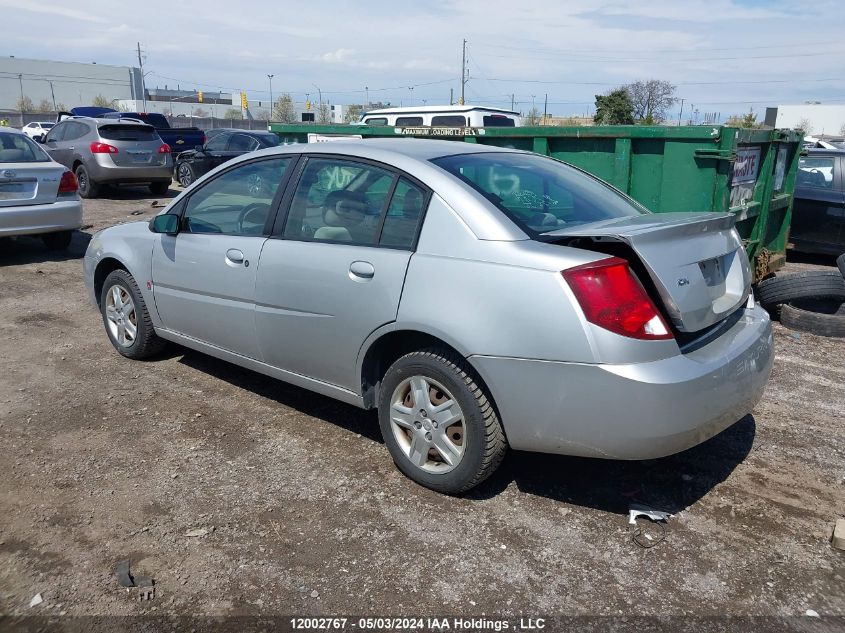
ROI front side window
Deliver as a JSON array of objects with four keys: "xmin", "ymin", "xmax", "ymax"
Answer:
[
  {"xmin": 182, "ymin": 158, "xmax": 291, "ymax": 235},
  {"xmin": 797, "ymin": 157, "xmax": 835, "ymax": 189},
  {"xmin": 204, "ymin": 133, "xmax": 229, "ymax": 151},
  {"xmin": 432, "ymin": 152, "xmax": 646, "ymax": 235},
  {"xmin": 283, "ymin": 158, "xmax": 395, "ymax": 244},
  {"xmin": 0, "ymin": 132, "xmax": 50, "ymax": 163},
  {"xmin": 365, "ymin": 117, "xmax": 388, "ymax": 126},
  {"xmin": 45, "ymin": 122, "xmax": 67, "ymax": 142}
]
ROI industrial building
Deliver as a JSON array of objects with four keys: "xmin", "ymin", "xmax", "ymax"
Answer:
[
  {"xmin": 0, "ymin": 56, "xmax": 143, "ymax": 111},
  {"xmin": 765, "ymin": 104, "xmax": 845, "ymax": 136}
]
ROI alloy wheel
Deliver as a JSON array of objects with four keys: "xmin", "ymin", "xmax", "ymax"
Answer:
[{"xmin": 104, "ymin": 284, "xmax": 137, "ymax": 347}]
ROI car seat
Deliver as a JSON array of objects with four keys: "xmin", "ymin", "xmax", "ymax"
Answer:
[{"xmin": 314, "ymin": 190, "xmax": 367, "ymax": 241}]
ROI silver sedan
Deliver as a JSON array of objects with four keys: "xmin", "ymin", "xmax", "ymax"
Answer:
[
  {"xmin": 0, "ymin": 127, "xmax": 81, "ymax": 250},
  {"xmin": 83, "ymin": 139, "xmax": 773, "ymax": 494}
]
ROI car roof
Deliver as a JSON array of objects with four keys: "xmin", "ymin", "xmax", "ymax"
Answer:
[
  {"xmin": 66, "ymin": 117, "xmax": 155, "ymax": 129},
  {"xmin": 364, "ymin": 105, "xmax": 520, "ymax": 116},
  {"xmin": 805, "ymin": 147, "xmax": 845, "ymax": 155},
  {"xmin": 0, "ymin": 127, "xmax": 25, "ymax": 135},
  {"xmin": 268, "ymin": 137, "xmax": 513, "ymax": 161}
]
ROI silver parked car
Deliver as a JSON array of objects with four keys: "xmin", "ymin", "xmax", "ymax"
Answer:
[
  {"xmin": 43, "ymin": 117, "xmax": 172, "ymax": 198},
  {"xmin": 83, "ymin": 139, "xmax": 773, "ymax": 494},
  {"xmin": 1, "ymin": 127, "xmax": 81, "ymax": 250}
]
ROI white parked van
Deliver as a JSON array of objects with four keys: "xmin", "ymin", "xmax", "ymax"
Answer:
[{"xmin": 359, "ymin": 105, "xmax": 521, "ymax": 128}]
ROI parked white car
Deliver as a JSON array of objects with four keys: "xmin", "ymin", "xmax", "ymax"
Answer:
[
  {"xmin": 21, "ymin": 121, "xmax": 55, "ymax": 142},
  {"xmin": 0, "ymin": 128, "xmax": 82, "ymax": 250}
]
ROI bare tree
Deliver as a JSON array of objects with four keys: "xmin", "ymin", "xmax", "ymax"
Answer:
[
  {"xmin": 795, "ymin": 118, "xmax": 813, "ymax": 135},
  {"xmin": 194, "ymin": 107, "xmax": 209, "ymax": 118},
  {"xmin": 624, "ymin": 80, "xmax": 676, "ymax": 123},
  {"xmin": 317, "ymin": 102, "xmax": 332, "ymax": 124},
  {"xmin": 524, "ymin": 107, "xmax": 542, "ymax": 125},
  {"xmin": 223, "ymin": 107, "xmax": 242, "ymax": 120},
  {"xmin": 839, "ymin": 122, "xmax": 845, "ymax": 136},
  {"xmin": 343, "ymin": 104, "xmax": 362, "ymax": 123},
  {"xmin": 16, "ymin": 96, "xmax": 34, "ymax": 113},
  {"xmin": 91, "ymin": 94, "xmax": 113, "ymax": 108},
  {"xmin": 36, "ymin": 99, "xmax": 54, "ymax": 113},
  {"xmin": 273, "ymin": 94, "xmax": 296, "ymax": 123}
]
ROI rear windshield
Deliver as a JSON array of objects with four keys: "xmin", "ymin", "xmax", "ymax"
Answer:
[
  {"xmin": 432, "ymin": 152, "xmax": 646, "ymax": 234},
  {"xmin": 98, "ymin": 125, "xmax": 159, "ymax": 142},
  {"xmin": 0, "ymin": 132, "xmax": 50, "ymax": 163},
  {"xmin": 482, "ymin": 115, "xmax": 515, "ymax": 127}
]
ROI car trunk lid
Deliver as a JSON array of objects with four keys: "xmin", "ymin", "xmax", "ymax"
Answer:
[
  {"xmin": 0, "ymin": 162, "xmax": 67, "ymax": 208},
  {"xmin": 546, "ymin": 212, "xmax": 751, "ymax": 333}
]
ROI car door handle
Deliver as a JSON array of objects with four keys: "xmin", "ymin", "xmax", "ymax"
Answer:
[
  {"xmin": 226, "ymin": 248, "xmax": 245, "ymax": 264},
  {"xmin": 349, "ymin": 260, "xmax": 375, "ymax": 279}
]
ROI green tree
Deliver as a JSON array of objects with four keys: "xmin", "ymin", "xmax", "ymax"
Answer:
[
  {"xmin": 36, "ymin": 99, "xmax": 54, "ymax": 113},
  {"xmin": 273, "ymin": 93, "xmax": 296, "ymax": 123},
  {"xmin": 317, "ymin": 102, "xmax": 332, "ymax": 124},
  {"xmin": 223, "ymin": 107, "xmax": 242, "ymax": 120},
  {"xmin": 726, "ymin": 108, "xmax": 760, "ymax": 129},
  {"xmin": 343, "ymin": 104, "xmax": 362, "ymax": 123},
  {"xmin": 91, "ymin": 94, "xmax": 113, "ymax": 108},
  {"xmin": 594, "ymin": 89, "xmax": 634, "ymax": 125},
  {"xmin": 16, "ymin": 95, "xmax": 34, "ymax": 113}
]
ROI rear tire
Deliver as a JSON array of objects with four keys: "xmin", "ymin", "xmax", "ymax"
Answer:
[
  {"xmin": 100, "ymin": 269, "xmax": 166, "ymax": 359},
  {"xmin": 149, "ymin": 181, "xmax": 170, "ymax": 196},
  {"xmin": 42, "ymin": 231, "xmax": 72, "ymax": 251},
  {"xmin": 754, "ymin": 271, "xmax": 845, "ymax": 309},
  {"xmin": 837, "ymin": 253, "xmax": 845, "ymax": 279},
  {"xmin": 176, "ymin": 162, "xmax": 195, "ymax": 188},
  {"xmin": 75, "ymin": 164, "xmax": 99, "ymax": 199},
  {"xmin": 377, "ymin": 348, "xmax": 507, "ymax": 495}
]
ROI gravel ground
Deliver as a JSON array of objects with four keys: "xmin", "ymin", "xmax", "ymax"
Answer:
[{"xmin": 1, "ymin": 187, "xmax": 843, "ymax": 622}]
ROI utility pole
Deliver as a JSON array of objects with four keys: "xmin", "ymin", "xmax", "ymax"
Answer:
[
  {"xmin": 365, "ymin": 86, "xmax": 369, "ymax": 110},
  {"xmin": 267, "ymin": 74, "xmax": 274, "ymax": 115},
  {"xmin": 17, "ymin": 74, "xmax": 24, "ymax": 111},
  {"xmin": 450, "ymin": 88, "xmax": 453, "ymax": 105},
  {"xmin": 510, "ymin": 94, "xmax": 515, "ymax": 111},
  {"xmin": 460, "ymin": 39, "xmax": 467, "ymax": 105},
  {"xmin": 678, "ymin": 98, "xmax": 684, "ymax": 126},
  {"xmin": 543, "ymin": 93, "xmax": 548, "ymax": 125},
  {"xmin": 49, "ymin": 80, "xmax": 56, "ymax": 111},
  {"xmin": 137, "ymin": 42, "xmax": 147, "ymax": 111}
]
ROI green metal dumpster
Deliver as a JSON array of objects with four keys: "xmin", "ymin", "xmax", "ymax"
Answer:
[{"xmin": 268, "ymin": 123, "xmax": 803, "ymax": 280}]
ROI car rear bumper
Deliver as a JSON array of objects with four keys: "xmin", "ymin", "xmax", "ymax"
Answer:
[
  {"xmin": 469, "ymin": 304, "xmax": 773, "ymax": 460},
  {"xmin": 88, "ymin": 155, "xmax": 172, "ymax": 184},
  {"xmin": 0, "ymin": 198, "xmax": 83, "ymax": 237}
]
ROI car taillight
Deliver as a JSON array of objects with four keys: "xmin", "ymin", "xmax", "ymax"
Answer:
[
  {"xmin": 58, "ymin": 170, "xmax": 78, "ymax": 194},
  {"xmin": 90, "ymin": 142, "xmax": 118, "ymax": 154},
  {"xmin": 158, "ymin": 144, "xmax": 171, "ymax": 154},
  {"xmin": 562, "ymin": 256, "xmax": 673, "ymax": 340},
  {"xmin": 202, "ymin": 134, "xmax": 207, "ymax": 145}
]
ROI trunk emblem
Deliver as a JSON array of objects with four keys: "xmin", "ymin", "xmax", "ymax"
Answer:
[
  {"xmin": 2, "ymin": 170, "xmax": 16, "ymax": 179},
  {"xmin": 677, "ymin": 278, "xmax": 690, "ymax": 286}
]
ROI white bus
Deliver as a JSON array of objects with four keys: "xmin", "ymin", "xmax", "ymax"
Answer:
[{"xmin": 359, "ymin": 105, "xmax": 521, "ymax": 128}]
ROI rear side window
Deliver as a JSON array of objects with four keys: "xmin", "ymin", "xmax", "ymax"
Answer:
[
  {"xmin": 0, "ymin": 132, "xmax": 50, "ymax": 163},
  {"xmin": 432, "ymin": 152, "xmax": 645, "ymax": 234},
  {"xmin": 431, "ymin": 115, "xmax": 466, "ymax": 127},
  {"xmin": 227, "ymin": 134, "xmax": 259, "ymax": 152},
  {"xmin": 99, "ymin": 125, "xmax": 159, "ymax": 142},
  {"xmin": 395, "ymin": 116, "xmax": 423, "ymax": 127},
  {"xmin": 797, "ymin": 157, "xmax": 835, "ymax": 189},
  {"xmin": 63, "ymin": 121, "xmax": 90, "ymax": 141},
  {"xmin": 379, "ymin": 178, "xmax": 426, "ymax": 249},
  {"xmin": 283, "ymin": 158, "xmax": 395, "ymax": 244},
  {"xmin": 483, "ymin": 115, "xmax": 515, "ymax": 127}
]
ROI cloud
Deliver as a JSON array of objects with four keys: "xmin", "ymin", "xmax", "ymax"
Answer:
[{"xmin": 0, "ymin": 0, "xmax": 109, "ymax": 23}]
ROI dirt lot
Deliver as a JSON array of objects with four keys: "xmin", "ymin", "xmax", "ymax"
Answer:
[{"xmin": 1, "ymin": 188, "xmax": 844, "ymax": 623}]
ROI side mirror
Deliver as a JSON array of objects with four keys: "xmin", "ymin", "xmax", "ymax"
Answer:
[
  {"xmin": 149, "ymin": 213, "xmax": 179, "ymax": 235},
  {"xmin": 45, "ymin": 138, "xmax": 56, "ymax": 146}
]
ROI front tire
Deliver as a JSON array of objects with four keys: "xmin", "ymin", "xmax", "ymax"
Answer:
[
  {"xmin": 75, "ymin": 164, "xmax": 99, "ymax": 199},
  {"xmin": 42, "ymin": 231, "xmax": 72, "ymax": 251},
  {"xmin": 378, "ymin": 348, "xmax": 507, "ymax": 494},
  {"xmin": 100, "ymin": 269, "xmax": 166, "ymax": 359}
]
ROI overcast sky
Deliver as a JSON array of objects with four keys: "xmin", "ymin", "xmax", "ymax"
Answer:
[{"xmin": 2, "ymin": 0, "xmax": 843, "ymax": 118}]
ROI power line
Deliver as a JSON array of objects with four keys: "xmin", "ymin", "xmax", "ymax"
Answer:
[
  {"xmin": 472, "ymin": 40, "xmax": 845, "ymax": 56},
  {"xmin": 473, "ymin": 76, "xmax": 845, "ymax": 87}
]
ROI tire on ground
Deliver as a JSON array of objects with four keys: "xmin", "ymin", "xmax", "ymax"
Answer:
[
  {"xmin": 754, "ymin": 271, "xmax": 845, "ymax": 309},
  {"xmin": 837, "ymin": 253, "xmax": 845, "ymax": 279},
  {"xmin": 42, "ymin": 231, "xmax": 73, "ymax": 251},
  {"xmin": 780, "ymin": 299, "xmax": 845, "ymax": 338},
  {"xmin": 377, "ymin": 348, "xmax": 508, "ymax": 495},
  {"xmin": 100, "ymin": 269, "xmax": 167, "ymax": 359}
]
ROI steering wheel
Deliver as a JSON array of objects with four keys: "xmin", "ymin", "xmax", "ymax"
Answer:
[{"xmin": 236, "ymin": 203, "xmax": 268, "ymax": 234}]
